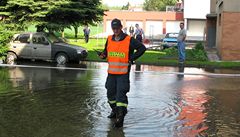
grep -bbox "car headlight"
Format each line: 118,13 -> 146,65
77,50 -> 82,54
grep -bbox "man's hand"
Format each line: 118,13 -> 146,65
94,49 -> 106,59
129,60 -> 134,65
99,52 -> 106,59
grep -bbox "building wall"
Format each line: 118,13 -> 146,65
145,21 -> 163,38
184,0 -> 210,19
223,0 -> 240,12
210,0 -> 217,13
103,11 -> 183,38
214,0 -> 240,60
187,19 -> 206,37
166,21 -> 182,33
184,0 -> 210,38
207,0 -> 240,60
220,12 -> 240,60
216,13 -> 222,57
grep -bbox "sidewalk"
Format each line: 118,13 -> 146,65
205,47 -> 220,61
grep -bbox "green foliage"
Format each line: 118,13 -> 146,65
0,0 -> 104,32
164,47 -> 178,57
195,42 -> 205,50
161,42 -> 208,61
122,2 -> 130,10
69,38 -> 106,50
0,46 -> 8,59
143,0 -> 177,11
0,23 -> 14,59
189,50 -> 208,61
40,0 -> 104,31
0,0 -> 37,30
188,42 -> 208,61
67,38 -> 240,68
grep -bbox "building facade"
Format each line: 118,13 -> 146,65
206,0 -> 240,60
103,11 -> 183,39
183,0 -> 211,40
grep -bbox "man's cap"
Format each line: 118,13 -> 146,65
111,18 -> 122,29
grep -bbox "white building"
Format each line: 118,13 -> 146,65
184,0 -> 211,40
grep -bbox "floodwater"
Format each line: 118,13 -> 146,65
0,61 -> 240,137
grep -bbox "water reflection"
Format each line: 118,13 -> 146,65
0,62 -> 240,137
177,64 -> 185,80
107,128 -> 125,137
175,80 -> 209,136
8,65 -> 87,91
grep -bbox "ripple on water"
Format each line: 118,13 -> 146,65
85,90 -> 212,137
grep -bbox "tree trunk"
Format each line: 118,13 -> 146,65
74,26 -> 78,42
36,25 -> 44,32
61,29 -> 65,38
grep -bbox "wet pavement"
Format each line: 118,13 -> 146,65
0,61 -> 240,137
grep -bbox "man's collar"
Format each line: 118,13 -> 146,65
112,32 -> 126,41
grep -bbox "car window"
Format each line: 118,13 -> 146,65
45,33 -> 64,43
32,35 -> 49,45
166,33 -> 178,38
13,34 -> 30,43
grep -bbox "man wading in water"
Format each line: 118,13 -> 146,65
98,18 -> 146,128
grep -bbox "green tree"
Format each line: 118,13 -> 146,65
0,0 -> 104,32
0,22 -> 14,59
122,2 -> 130,10
143,0 -> 177,11
38,0 -> 104,32
0,0 -> 35,30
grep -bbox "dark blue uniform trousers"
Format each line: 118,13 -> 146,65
105,73 -> 130,108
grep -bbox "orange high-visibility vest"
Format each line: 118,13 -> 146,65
107,35 -> 131,74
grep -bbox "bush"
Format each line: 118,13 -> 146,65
188,42 -> 208,61
164,47 -> 178,57
189,49 -> 208,61
195,42 -> 205,50
163,42 -> 208,61
0,23 -> 14,59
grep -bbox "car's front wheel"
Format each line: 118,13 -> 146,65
6,52 -> 17,65
55,53 -> 68,65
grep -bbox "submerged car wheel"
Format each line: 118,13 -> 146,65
55,53 -> 68,65
6,52 -> 17,65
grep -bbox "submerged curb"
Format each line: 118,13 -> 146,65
1,63 -> 240,77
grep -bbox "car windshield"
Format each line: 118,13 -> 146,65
45,33 -> 64,43
165,33 -> 178,38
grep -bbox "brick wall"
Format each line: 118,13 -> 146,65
103,11 -> 183,34
221,12 -> 240,60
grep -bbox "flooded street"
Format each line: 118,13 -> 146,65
0,62 -> 240,137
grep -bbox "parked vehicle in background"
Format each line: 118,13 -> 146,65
6,32 -> 88,65
161,32 -> 178,49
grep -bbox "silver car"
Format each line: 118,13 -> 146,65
6,32 -> 88,65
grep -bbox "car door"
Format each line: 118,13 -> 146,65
10,33 -> 32,58
32,34 -> 51,60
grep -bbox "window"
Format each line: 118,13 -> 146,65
32,35 -> 49,45
13,34 -> 30,43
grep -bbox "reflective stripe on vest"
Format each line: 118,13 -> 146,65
107,35 -> 130,74
109,62 -> 129,66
